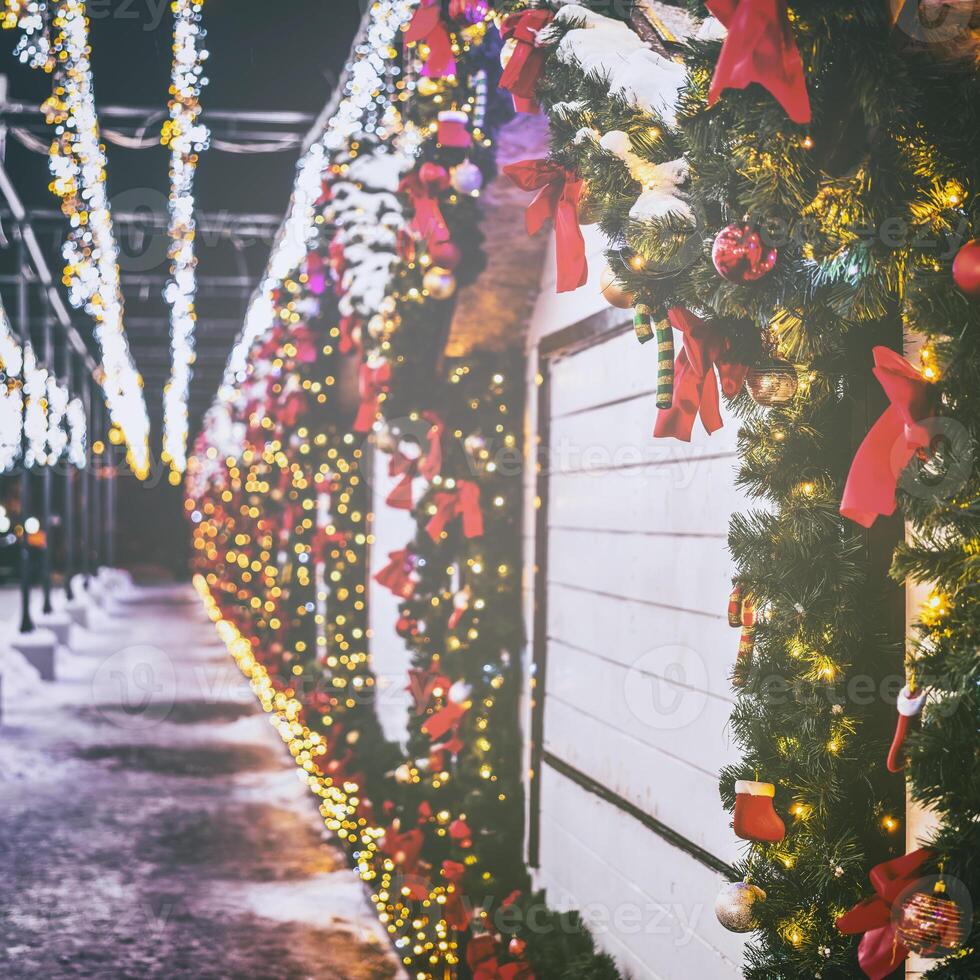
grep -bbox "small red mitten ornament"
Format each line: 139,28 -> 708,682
733,779 -> 785,842
952,238 -> 980,298
886,684 -> 928,773
712,224 -> 778,283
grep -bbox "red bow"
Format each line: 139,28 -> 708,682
654,308 -> 747,441
499,9 -> 555,114
374,548 -> 416,599
504,159 -> 587,293
404,0 -> 456,78
311,527 -> 347,559
408,667 -> 451,716
386,412 -> 445,510
467,934 -> 534,980
279,390 -> 307,429
841,347 -> 936,528
399,163 -> 452,245
421,699 -> 468,741
837,849 -> 932,980
353,360 -> 391,433
706,0 -> 811,124
426,480 -> 484,540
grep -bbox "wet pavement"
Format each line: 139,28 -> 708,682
0,583 -> 400,980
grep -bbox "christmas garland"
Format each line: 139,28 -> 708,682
188,3 -> 620,977
497,0 -> 978,976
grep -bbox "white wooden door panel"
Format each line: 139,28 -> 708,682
549,454 -> 741,535
527,314 -> 751,978
546,585 -> 735,699
548,529 -> 736,616
538,767 -> 746,979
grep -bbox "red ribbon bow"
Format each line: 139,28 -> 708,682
467,934 -> 534,980
353,360 -> 392,434
654,308 -> 747,441
426,480 -> 484,540
841,347 -> 936,528
386,412 -> 445,510
836,849 -> 932,980
504,159 -> 587,293
499,9 -> 555,114
374,548 -> 416,599
399,163 -> 452,245
404,0 -> 456,78
421,698 -> 468,741
706,0 -> 811,124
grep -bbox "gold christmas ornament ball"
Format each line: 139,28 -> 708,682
745,359 -> 799,407
599,264 -> 635,309
367,313 -> 387,339
895,890 -> 967,955
715,881 -> 766,933
500,36 -> 518,69
423,266 -> 457,300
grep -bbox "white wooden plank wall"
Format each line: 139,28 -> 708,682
368,447 -> 418,747
523,237 -> 750,977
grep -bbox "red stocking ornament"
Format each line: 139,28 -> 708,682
734,779 -> 785,842
886,685 -> 928,773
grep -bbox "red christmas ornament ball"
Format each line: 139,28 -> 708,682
952,238 -> 980,298
712,223 -> 778,283
508,937 -> 527,958
429,239 -> 462,270
396,615 -> 418,639
895,889 -> 966,955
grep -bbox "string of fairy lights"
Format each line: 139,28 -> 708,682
0,299 -> 86,472
209,0 -> 416,451
3,0 -> 150,478
161,0 -> 210,479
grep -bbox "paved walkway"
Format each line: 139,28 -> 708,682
0,583 -> 400,980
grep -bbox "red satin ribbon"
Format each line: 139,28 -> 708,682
467,934 -> 534,980
421,698 -> 468,741
399,164 -> 452,245
504,159 -> 587,293
499,9 -> 555,114
374,548 -> 416,599
706,0 -> 811,124
841,346 -> 935,528
404,0 -> 456,78
353,360 -> 391,433
386,412 -> 445,510
837,849 -> 932,980
654,308 -> 747,441
279,390 -> 307,429
426,480 -> 484,540
407,667 -> 451,716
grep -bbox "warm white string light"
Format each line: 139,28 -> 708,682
207,0 -> 416,456
162,0 -> 209,480
0,295 -> 86,472
5,0 -> 151,478
67,395 -> 87,469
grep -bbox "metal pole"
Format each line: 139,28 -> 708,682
80,372 -> 91,588
16,229 -> 34,633
91,390 -> 102,576
105,443 -> 116,570
40,287 -> 53,615
63,344 -> 75,602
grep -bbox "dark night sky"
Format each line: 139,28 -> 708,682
0,0 -> 363,439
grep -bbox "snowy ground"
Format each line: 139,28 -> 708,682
0,581 -> 402,979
